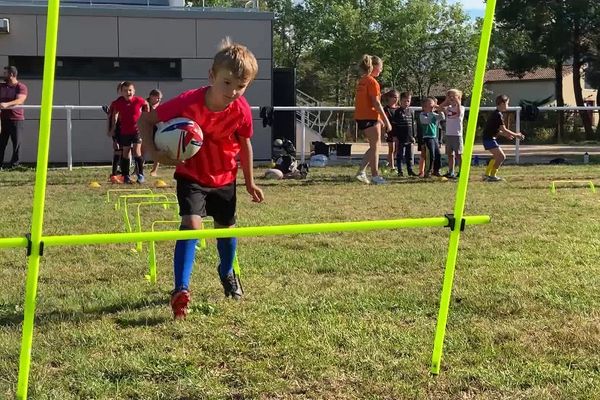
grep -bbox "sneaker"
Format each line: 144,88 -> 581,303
371,175 -> 386,185
220,271 -> 243,300
486,175 -> 503,182
136,174 -> 145,184
397,170 -> 404,177
482,175 -> 490,181
170,289 -> 191,320
432,171 -> 442,177
356,173 -> 370,184
123,175 -> 133,184
444,172 -> 457,179
407,170 -> 417,177
110,174 -> 124,184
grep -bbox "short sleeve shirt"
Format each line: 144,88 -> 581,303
445,105 -> 465,136
482,110 -> 504,140
111,96 -> 147,135
0,81 -> 28,120
354,75 -> 381,120
419,112 -> 445,139
156,86 -> 253,188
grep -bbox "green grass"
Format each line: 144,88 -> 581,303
1,164 -> 599,399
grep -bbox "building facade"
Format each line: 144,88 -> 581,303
484,66 -> 598,109
0,1 -> 273,164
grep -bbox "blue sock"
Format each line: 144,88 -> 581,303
217,237 -> 237,279
173,227 -> 198,291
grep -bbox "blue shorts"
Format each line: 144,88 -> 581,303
483,138 -> 499,150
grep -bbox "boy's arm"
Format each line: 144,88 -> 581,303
137,109 -> 176,164
238,136 -> 264,203
499,125 -> 524,140
108,111 -> 118,136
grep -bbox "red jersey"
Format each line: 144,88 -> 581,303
111,96 -> 147,135
156,86 -> 253,188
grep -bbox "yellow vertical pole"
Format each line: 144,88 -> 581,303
430,0 -> 497,374
16,0 -> 61,398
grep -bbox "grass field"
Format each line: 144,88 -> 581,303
1,164 -> 599,399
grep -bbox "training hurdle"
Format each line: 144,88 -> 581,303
133,201 -> 180,252
105,188 -> 154,207
118,193 -> 177,233
146,219 -> 239,285
3,0 -> 498,398
550,180 -> 596,194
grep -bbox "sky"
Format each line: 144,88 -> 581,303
448,0 -> 485,9
447,0 -> 485,19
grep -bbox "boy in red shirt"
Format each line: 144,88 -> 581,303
139,39 -> 264,319
109,81 -> 149,183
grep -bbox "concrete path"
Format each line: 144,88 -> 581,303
306,143 -> 600,164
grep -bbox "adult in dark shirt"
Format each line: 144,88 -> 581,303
482,95 -> 525,181
0,66 -> 28,169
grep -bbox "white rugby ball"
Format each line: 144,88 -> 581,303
154,117 -> 203,161
264,168 -> 284,180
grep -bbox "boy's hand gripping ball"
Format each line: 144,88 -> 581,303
154,118 -> 203,161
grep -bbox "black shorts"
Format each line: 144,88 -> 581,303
119,134 -> 142,147
176,177 -> 236,226
356,120 -> 379,130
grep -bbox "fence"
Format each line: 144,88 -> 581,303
14,105 -> 600,168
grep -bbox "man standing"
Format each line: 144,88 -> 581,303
0,66 -> 28,169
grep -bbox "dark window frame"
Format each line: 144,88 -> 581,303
8,56 -> 182,81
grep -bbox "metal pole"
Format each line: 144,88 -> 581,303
515,109 -> 521,165
301,110 -> 306,164
66,107 -> 73,171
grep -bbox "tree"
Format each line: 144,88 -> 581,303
379,0 -> 477,98
495,0 -> 600,141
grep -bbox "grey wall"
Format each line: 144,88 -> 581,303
0,4 -> 273,164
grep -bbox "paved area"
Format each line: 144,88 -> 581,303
303,143 -> 600,164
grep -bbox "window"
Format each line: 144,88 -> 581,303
8,56 -> 181,80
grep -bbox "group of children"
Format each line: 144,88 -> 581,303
382,89 -> 464,179
106,82 -> 162,184
355,54 -> 525,184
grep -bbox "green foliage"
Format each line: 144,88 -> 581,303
264,0 -> 479,104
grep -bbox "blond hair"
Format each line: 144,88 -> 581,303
212,37 -> 258,82
447,88 -> 463,99
358,54 -> 382,75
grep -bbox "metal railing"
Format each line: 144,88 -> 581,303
14,104 -> 600,168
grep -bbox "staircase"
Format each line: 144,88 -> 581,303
295,89 -> 327,158
296,89 -> 333,135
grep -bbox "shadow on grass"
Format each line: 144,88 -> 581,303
0,294 -> 169,328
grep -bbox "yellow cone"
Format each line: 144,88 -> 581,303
89,181 -> 101,188
155,179 -> 169,188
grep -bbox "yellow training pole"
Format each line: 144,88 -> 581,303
41,215 -> 491,247
16,0 -> 60,398
430,0 -> 497,374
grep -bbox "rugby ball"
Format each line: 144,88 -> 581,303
264,168 -> 284,180
154,117 -> 203,161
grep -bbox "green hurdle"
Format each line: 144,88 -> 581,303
146,218 -> 239,285
134,201 -> 180,252
106,188 -> 154,208
119,194 -> 177,233
550,180 -> 596,194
